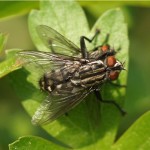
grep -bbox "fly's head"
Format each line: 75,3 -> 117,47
105,56 -> 124,81
99,44 -> 125,81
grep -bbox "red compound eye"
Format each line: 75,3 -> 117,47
101,44 -> 110,52
107,56 -> 116,67
109,71 -> 120,80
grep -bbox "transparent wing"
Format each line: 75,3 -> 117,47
18,50 -> 74,71
37,25 -> 81,56
18,50 -> 77,85
32,88 -> 94,125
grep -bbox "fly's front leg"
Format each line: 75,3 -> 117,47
92,33 -> 110,52
94,89 -> 126,116
80,29 -> 100,59
102,33 -> 109,45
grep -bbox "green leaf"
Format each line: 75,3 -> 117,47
112,111 -> 150,150
0,1 -> 39,20
0,33 -> 22,78
10,1 -> 128,150
0,49 -> 22,78
0,32 -> 24,78
10,111 -> 150,150
9,136 -> 66,150
28,0 -> 89,52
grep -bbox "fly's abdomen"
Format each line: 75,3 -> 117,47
39,70 -> 63,93
39,61 -> 81,93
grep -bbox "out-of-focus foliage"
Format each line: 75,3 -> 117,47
80,1 -> 150,18
0,1 -> 39,20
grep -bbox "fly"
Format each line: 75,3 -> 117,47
19,25 -> 126,125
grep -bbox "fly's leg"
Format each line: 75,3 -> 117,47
94,89 -> 126,116
102,33 -> 109,45
65,112 -> 69,116
80,29 -> 100,59
108,81 -> 127,88
92,34 -> 110,51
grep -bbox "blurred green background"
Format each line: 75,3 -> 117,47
0,1 -> 150,150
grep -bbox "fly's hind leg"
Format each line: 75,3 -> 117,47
108,81 -> 127,88
65,112 -> 69,116
94,89 -> 126,116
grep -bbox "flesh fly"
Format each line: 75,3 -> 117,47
19,25 -> 125,125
